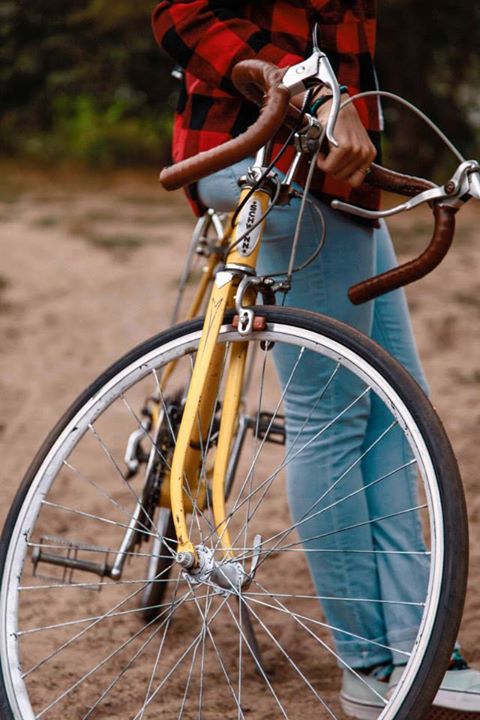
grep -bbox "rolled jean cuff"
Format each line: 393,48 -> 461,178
387,626 -> 419,666
335,634 -> 392,669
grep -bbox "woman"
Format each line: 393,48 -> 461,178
152,2 -> 480,716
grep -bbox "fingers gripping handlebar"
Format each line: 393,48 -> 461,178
159,62 -> 290,191
160,51 -> 341,190
159,57 -> 459,304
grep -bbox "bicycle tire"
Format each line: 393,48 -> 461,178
139,509 -> 177,622
0,307 -> 468,720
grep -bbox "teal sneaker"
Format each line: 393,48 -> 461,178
389,651 -> 480,714
340,664 -> 392,720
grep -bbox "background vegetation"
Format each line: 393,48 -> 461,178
1,0 -> 479,178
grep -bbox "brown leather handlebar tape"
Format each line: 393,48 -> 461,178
349,204 -> 457,305
366,163 -> 436,197
232,63 -> 307,132
159,61 -> 290,191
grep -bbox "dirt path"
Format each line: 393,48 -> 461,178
1,166 -> 479,717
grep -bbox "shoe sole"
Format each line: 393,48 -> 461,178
433,688 -> 480,713
341,696 -> 480,720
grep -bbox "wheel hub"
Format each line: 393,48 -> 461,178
181,545 -> 245,596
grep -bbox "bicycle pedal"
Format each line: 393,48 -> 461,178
31,535 -> 113,584
254,412 -> 286,445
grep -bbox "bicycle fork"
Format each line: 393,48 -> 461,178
169,185 -> 271,576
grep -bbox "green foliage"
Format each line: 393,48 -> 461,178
3,95 -> 172,167
0,0 -> 176,167
1,1 -> 478,175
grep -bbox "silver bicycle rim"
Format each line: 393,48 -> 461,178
0,321 -> 444,720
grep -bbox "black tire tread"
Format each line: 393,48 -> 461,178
0,307 -> 468,720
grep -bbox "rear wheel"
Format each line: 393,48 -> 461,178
0,307 -> 468,720
140,509 -> 176,622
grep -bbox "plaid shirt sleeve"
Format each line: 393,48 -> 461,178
152,0 -> 381,220
152,1 -> 303,95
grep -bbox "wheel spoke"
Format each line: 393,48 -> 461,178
3,315 -> 460,720
17,595 -> 208,637
132,592 -> 232,719
81,591 -> 204,719
62,460 -> 161,540
244,591 -> 423,607
227,358 -> 342,550
246,590 -> 410,659
248,578 -> 388,707
40,500 -> 159,539
22,565 -> 186,677
213,347 -> 308,550
138,570 -> 186,720
27,539 -> 174,560
247,456 -> 418,569
224,600 -> 290,719
238,595 -> 340,719
255,503 -> 428,568
37,589 -> 195,718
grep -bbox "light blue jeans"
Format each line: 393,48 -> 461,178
198,159 -> 430,668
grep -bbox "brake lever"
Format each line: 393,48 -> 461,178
281,31 -> 341,147
446,159 -> 480,201
331,186 -> 445,219
332,160 -> 480,219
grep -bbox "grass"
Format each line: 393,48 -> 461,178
0,179 -> 22,204
82,210 -> 119,223
0,275 -> 10,313
68,216 -> 146,249
454,292 -> 480,310
85,232 -> 146,250
450,368 -> 480,385
31,215 -> 61,228
115,194 -> 163,207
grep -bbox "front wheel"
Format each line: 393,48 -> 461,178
0,307 -> 468,720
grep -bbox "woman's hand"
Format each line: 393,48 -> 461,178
315,94 -> 377,188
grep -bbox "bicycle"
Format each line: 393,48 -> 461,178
1,46 -> 479,720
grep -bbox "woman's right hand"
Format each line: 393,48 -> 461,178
315,93 -> 377,188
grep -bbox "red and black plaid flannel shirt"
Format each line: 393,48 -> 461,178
152,1 -> 382,216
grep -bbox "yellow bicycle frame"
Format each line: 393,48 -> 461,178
155,216 -> 234,397
169,185 -> 272,563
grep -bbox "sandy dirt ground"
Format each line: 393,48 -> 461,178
0,165 -> 479,719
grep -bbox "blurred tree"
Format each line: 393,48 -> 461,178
0,0 -> 478,174
0,0 -> 177,166
377,0 -> 480,179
